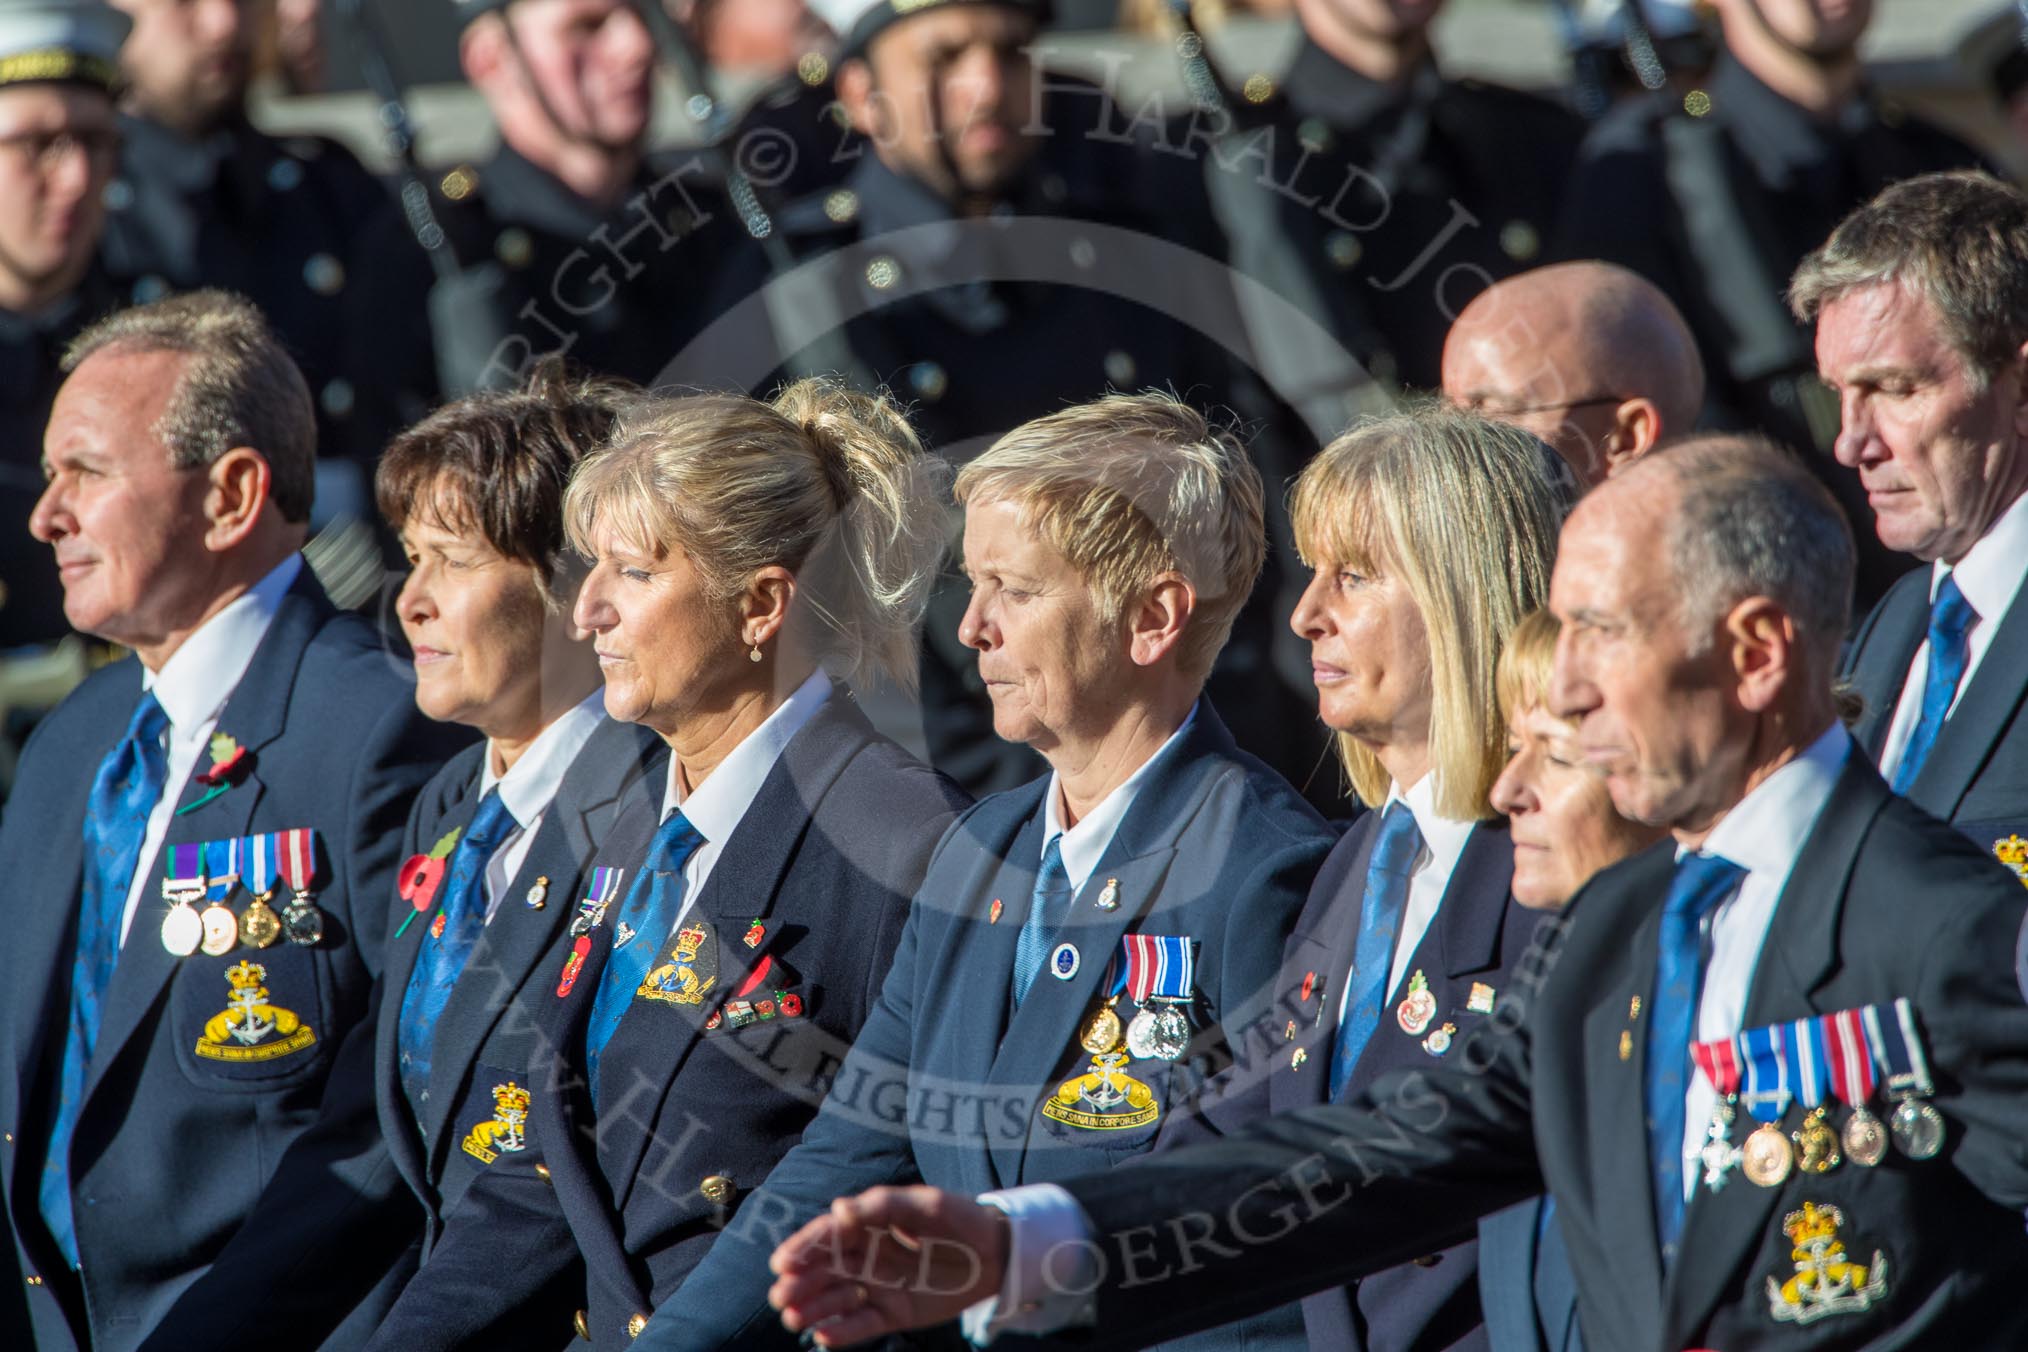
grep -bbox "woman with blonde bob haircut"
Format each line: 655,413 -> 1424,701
1477,608 -> 1665,1352
436,378 -> 972,1350
1219,400 -> 1574,1352
638,392 -> 1335,1352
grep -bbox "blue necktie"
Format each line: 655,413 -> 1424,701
41,690 -> 168,1268
585,811 -> 706,1102
1329,802 -> 1423,1100
397,788 -> 517,1118
1645,851 -> 1745,1261
1011,833 -> 1071,1008
1892,575 -> 1977,793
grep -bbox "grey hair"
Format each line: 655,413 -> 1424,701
1789,171 -> 2028,392
563,378 -> 949,694
1647,436 -> 1854,666
63,289 -> 316,523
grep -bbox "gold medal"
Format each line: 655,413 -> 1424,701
199,902 -> 239,956
1742,1122 -> 1793,1187
1080,998 -> 1123,1055
1844,1105 -> 1888,1167
241,893 -> 282,949
1792,1107 -> 1841,1174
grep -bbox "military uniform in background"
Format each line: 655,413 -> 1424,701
359,143 -> 749,412
1196,35 -> 1583,428
728,63 -> 862,204
98,115 -> 417,476
673,80 -> 1326,801
0,269 -> 119,650
1553,49 -> 1991,609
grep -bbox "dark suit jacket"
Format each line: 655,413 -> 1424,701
1477,1199 -> 1581,1352
382,693 -> 969,1351
1847,567 -> 2028,848
1174,814 -> 1544,1352
634,699 -> 1337,1352
364,715 -> 664,1349
1053,751 -> 2028,1351
0,568 -> 471,1352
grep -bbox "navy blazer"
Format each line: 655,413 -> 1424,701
1056,752 -> 2028,1352
380,692 -> 969,1351
0,567 -> 471,1352
1180,812 -> 1548,1352
365,715 -> 663,1348
635,698 -> 1337,1352
1847,568 -> 2028,849
1477,1198 -> 1582,1352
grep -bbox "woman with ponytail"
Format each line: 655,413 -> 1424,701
373,377 -> 970,1352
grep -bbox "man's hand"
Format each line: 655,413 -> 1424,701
769,1185 -> 1011,1347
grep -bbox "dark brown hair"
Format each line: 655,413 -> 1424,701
377,358 -> 635,609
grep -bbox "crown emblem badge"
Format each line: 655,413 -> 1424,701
1765,1202 -> 1888,1326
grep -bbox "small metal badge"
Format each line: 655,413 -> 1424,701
525,876 -> 549,910
1095,877 -> 1120,911
1421,1022 -> 1457,1057
1467,982 -> 1496,1015
1050,941 -> 1080,981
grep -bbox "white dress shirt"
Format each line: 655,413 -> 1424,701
656,670 -> 831,923
118,554 -> 301,946
970,723 -> 1858,1342
1676,721 -> 1850,1199
474,690 -> 606,922
1879,488 -> 2028,782
1333,774 -> 1479,1025
1040,706 -> 1196,893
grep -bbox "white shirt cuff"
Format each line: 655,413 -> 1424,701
959,1185 -> 1100,1345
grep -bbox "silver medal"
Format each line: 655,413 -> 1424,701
161,902 -> 203,957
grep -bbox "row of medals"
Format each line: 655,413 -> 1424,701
161,885 -> 324,957
1707,1092 -> 1944,1189
1080,994 -> 1191,1062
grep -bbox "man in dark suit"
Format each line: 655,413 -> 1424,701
1554,0 -> 1989,611
0,290 -> 469,1352
765,436 -> 2028,1352
1803,173 -> 2028,861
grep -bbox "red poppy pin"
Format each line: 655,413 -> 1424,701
393,827 -> 463,938
196,732 -> 251,786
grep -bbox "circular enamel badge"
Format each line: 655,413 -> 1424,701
1050,942 -> 1080,980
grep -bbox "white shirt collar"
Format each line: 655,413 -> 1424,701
142,553 -> 302,729
1690,722 -> 1851,880
661,669 -> 832,839
1042,705 -> 1197,891
1383,772 -> 1480,875
479,689 -> 608,831
1933,487 -> 2028,623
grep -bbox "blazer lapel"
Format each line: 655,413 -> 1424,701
1575,853 -> 1671,1338
420,722 -> 661,1165
1273,825 -> 1377,1115
1432,819 -> 1517,982
599,703 -> 867,1208
1907,583 -> 2028,817
84,579 -> 327,1111
1849,576 -> 1928,759
1660,757 -> 1886,1349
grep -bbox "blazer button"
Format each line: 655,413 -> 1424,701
536,1163 -> 552,1183
700,1175 -> 734,1206
573,1309 -> 590,1341
627,1313 -> 649,1338
25,1275 -> 41,1286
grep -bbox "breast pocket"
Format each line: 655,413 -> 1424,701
172,946 -> 332,1092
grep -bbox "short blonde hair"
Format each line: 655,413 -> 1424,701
1292,401 -> 1572,818
1495,609 -> 1562,725
952,393 -> 1266,681
563,378 -> 948,693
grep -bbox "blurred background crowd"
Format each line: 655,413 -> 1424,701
1,0 -> 2024,804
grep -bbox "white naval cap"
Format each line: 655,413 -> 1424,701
807,0 -> 1050,58
0,0 -> 129,93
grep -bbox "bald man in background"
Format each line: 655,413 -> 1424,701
1442,261 -> 1705,487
